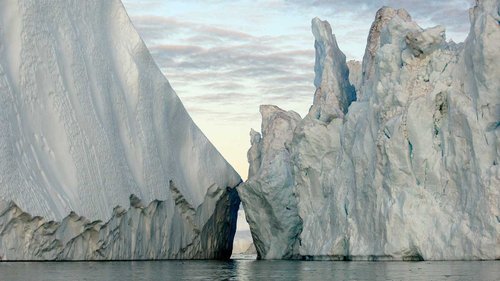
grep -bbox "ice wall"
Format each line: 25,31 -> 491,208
239,0 -> 499,260
0,0 -> 241,260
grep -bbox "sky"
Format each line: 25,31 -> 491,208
122,0 -> 474,179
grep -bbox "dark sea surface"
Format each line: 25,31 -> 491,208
0,257 -> 498,281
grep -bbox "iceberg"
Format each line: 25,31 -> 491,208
0,0 -> 240,260
239,0 -> 499,260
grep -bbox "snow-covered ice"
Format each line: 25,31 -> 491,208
0,0 -> 240,260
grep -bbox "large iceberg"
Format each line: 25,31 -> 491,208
239,0 -> 499,260
0,0 -> 240,260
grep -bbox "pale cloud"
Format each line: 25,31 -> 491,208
286,0 -> 474,39
122,0 -> 474,178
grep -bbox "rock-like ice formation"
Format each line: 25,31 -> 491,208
238,105 -> 302,259
0,0 -> 240,260
0,188 -> 239,260
310,18 -> 356,122
239,0 -> 499,260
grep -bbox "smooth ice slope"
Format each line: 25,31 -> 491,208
0,0 -> 240,260
239,0 -> 499,260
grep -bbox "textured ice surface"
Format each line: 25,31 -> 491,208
239,0 -> 499,260
0,188 -> 239,260
238,105 -> 303,259
0,0 -> 240,260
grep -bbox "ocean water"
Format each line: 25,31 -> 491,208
0,258 -> 498,281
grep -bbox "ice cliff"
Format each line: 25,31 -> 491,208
239,0 -> 499,260
0,0 -> 240,260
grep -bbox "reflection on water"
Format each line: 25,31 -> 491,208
0,259 -> 498,281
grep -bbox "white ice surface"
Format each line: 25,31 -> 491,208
239,0 -> 499,260
0,0 -> 240,222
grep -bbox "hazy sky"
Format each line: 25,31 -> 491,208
122,0 -> 474,179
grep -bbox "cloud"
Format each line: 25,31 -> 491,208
184,92 -> 258,104
124,0 -> 475,122
128,15 -> 255,43
183,104 -> 260,123
285,0 -> 474,38
122,0 -> 475,178
125,1 -> 475,118
150,44 -> 204,55
132,15 -> 317,115
198,26 -> 255,41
